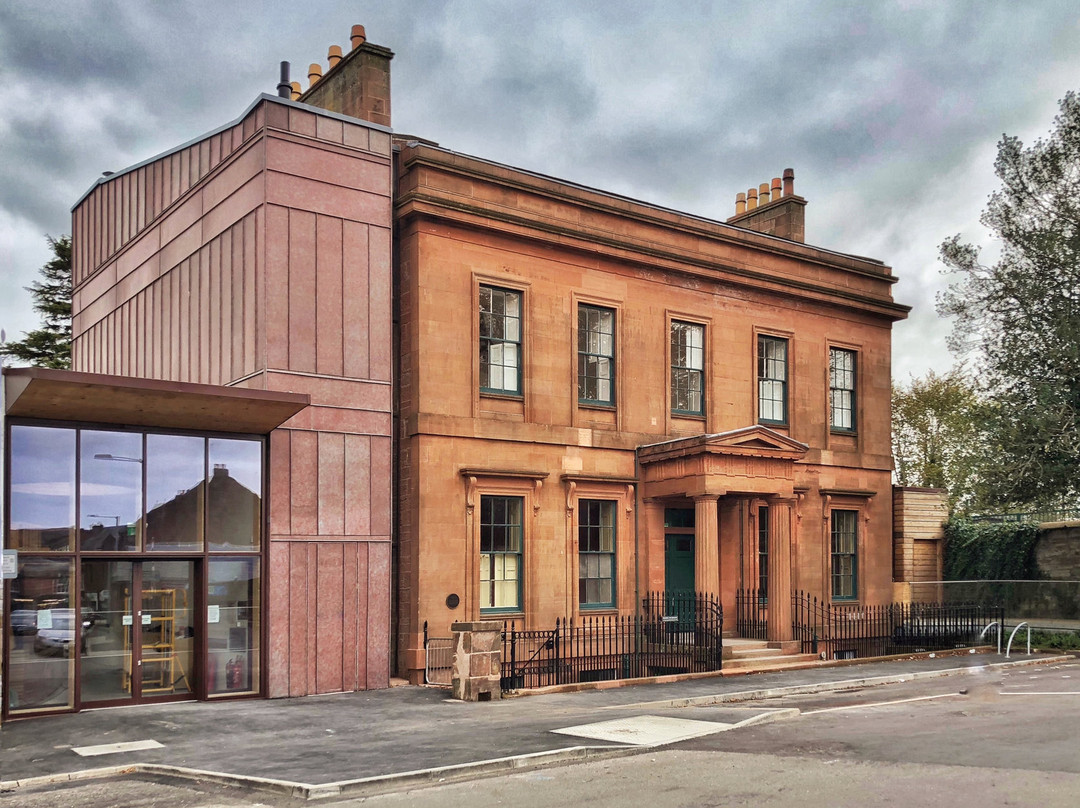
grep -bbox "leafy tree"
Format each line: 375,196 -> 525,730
892,369 -> 989,513
938,91 -> 1080,507
2,235 -> 72,369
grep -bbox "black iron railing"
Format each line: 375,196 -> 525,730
501,592 -> 723,690
792,591 -> 1004,660
735,587 -> 769,639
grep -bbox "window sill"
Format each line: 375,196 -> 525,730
480,391 -> 524,401
672,411 -> 706,420
578,401 -> 616,411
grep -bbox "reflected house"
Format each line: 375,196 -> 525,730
4,23 -> 940,719
143,465 -> 260,550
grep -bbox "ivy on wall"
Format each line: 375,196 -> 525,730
943,518 -> 1041,580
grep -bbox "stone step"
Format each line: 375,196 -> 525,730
729,646 -> 786,660
722,653 -> 821,672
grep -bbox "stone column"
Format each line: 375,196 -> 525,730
694,495 -> 720,598
450,621 -> 502,701
766,497 -> 795,643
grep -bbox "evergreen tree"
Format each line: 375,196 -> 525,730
2,235 -> 72,369
939,91 -> 1080,506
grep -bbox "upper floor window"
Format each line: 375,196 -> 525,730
479,285 -> 521,395
830,509 -> 858,600
829,348 -> 856,432
671,321 -> 704,415
757,335 -> 788,425
579,499 -> 616,608
578,305 -> 615,406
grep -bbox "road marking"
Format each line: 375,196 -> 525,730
552,715 -> 732,746
802,693 -> 958,715
73,739 -> 164,757
999,691 -> 1080,696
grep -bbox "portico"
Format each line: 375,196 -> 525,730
638,426 -> 808,642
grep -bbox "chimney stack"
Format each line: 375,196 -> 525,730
726,168 -> 806,243
297,23 -> 394,127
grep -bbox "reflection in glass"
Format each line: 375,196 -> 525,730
6,558 -> 75,713
80,561 -> 134,703
208,439 -> 262,551
141,561 -> 195,695
207,558 -> 260,696
81,431 -> 143,551
145,435 -> 205,551
9,425 -> 75,551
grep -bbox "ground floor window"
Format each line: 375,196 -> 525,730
578,499 -> 615,607
757,506 -> 769,596
831,509 -> 858,600
479,495 -> 523,612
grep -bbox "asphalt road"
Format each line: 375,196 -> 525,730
7,659 -> 1078,807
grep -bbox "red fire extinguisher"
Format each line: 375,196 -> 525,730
226,656 -> 244,689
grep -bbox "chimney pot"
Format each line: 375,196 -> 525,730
277,61 -> 292,98
759,182 -> 771,206
747,187 -> 758,211
735,192 -> 746,216
351,24 -> 367,50
308,63 -> 323,87
783,168 -> 794,196
771,177 -> 782,199
290,81 -> 302,101
328,45 -> 343,68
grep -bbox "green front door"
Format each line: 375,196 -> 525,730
665,534 -> 695,595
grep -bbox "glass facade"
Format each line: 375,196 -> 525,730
4,422 -> 264,718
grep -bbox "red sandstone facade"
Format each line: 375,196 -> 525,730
392,143 -> 908,681
8,26 -> 910,707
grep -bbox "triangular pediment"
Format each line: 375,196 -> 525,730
638,425 -> 808,464
703,425 -> 809,454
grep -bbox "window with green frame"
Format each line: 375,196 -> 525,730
829,347 -> 856,432
757,505 -> 769,596
831,509 -> 858,600
671,321 -> 704,415
578,499 -> 615,607
480,495 -> 523,612
578,304 -> 615,405
757,335 -> 788,424
479,285 -> 522,395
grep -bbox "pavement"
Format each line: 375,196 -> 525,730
0,650 -> 1071,801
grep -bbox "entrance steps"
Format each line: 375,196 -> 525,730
723,637 -> 819,672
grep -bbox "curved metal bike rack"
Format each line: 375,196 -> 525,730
1005,621 -> 1031,658
979,621 -> 1002,655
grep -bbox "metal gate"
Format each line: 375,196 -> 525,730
423,622 -> 454,686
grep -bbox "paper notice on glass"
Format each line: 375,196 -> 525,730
37,609 -> 53,629
122,614 -> 133,626
207,605 -> 220,624
142,613 -> 152,625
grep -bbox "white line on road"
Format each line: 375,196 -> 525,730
999,691 -> 1080,696
802,693 -> 959,715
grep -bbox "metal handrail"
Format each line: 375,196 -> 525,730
1005,622 -> 1031,658
979,621 -> 1003,654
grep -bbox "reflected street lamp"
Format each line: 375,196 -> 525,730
93,453 -> 143,463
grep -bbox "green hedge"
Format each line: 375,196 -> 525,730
943,518 -> 1041,580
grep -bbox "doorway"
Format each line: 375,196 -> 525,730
79,559 -> 196,706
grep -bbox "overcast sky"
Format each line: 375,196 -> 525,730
2,1 -> 1078,380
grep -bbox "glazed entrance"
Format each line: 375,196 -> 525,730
3,422 -> 264,718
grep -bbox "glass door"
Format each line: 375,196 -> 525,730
78,559 -> 196,705
139,560 -> 196,698
80,560 -> 134,705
